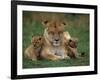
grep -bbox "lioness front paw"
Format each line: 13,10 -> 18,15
65,56 -> 70,59
31,58 -> 37,61
61,55 -> 70,60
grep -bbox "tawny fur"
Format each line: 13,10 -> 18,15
24,36 -> 44,61
24,20 -> 79,61
41,20 -> 69,60
63,32 -> 79,58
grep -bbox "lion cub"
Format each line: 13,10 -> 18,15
24,36 -> 44,61
64,32 -> 79,58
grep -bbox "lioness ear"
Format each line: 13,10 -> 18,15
62,22 -> 66,25
61,21 -> 67,26
42,20 -> 49,26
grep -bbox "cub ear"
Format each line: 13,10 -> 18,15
74,38 -> 78,43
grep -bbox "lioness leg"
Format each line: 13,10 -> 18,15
41,49 -> 62,61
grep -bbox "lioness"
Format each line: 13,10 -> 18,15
41,20 -> 69,60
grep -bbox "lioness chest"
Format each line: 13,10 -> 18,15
49,46 -> 66,57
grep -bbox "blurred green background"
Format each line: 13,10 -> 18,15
23,11 -> 89,68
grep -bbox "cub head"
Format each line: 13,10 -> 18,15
43,20 -> 66,46
68,38 -> 78,48
31,36 -> 43,48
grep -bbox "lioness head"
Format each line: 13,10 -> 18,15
43,20 -> 66,46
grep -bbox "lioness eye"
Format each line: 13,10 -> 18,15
59,31 -> 63,34
49,31 -> 54,35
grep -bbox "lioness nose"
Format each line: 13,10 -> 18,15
55,39 -> 59,41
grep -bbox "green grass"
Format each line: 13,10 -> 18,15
23,14 -> 89,68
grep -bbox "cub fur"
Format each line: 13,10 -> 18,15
64,32 -> 79,58
24,36 -> 44,61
